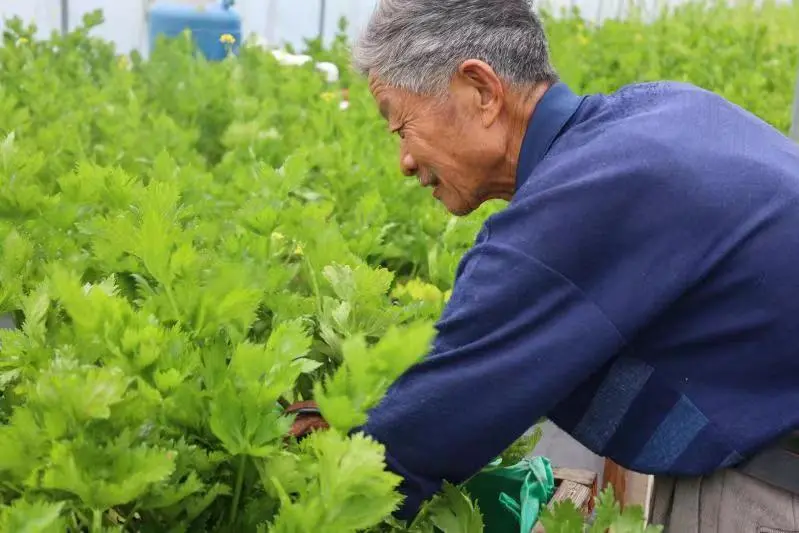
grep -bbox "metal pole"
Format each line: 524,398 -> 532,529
791,64 -> 799,142
266,0 -> 278,46
60,0 -> 69,34
318,0 -> 326,41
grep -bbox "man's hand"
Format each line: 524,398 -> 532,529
285,400 -> 329,439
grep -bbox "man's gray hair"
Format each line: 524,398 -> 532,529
352,0 -> 559,96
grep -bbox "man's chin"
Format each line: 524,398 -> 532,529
440,197 -> 477,217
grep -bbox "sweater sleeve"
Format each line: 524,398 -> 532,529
359,224 -> 626,520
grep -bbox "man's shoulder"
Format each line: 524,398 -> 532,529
491,78 -> 799,288
571,80 -> 763,138
595,80 -> 728,113
610,79 -> 713,97
537,80 -> 798,189
516,82 -> 716,197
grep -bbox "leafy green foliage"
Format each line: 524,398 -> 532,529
0,1 -> 795,530
315,322 -> 435,432
263,431 -> 405,532
540,487 -> 664,533
0,13 -> 449,531
417,483 -> 486,533
544,0 -> 799,134
500,427 -> 545,466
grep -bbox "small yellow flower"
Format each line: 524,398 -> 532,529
320,91 -> 336,102
15,37 -> 29,46
293,243 -> 304,256
219,33 -> 236,45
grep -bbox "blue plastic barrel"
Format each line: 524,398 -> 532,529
148,1 -> 242,61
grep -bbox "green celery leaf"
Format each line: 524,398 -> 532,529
40,433 -> 176,509
0,499 -> 67,533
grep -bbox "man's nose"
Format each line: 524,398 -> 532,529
400,149 -> 418,177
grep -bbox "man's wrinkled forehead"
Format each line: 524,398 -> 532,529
368,73 -> 392,121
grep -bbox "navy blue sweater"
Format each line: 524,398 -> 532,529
361,81 -> 799,519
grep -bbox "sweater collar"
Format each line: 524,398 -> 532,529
515,82 -> 585,191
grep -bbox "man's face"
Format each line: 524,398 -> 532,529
369,73 -> 507,216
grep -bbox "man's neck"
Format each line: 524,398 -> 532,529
500,81 -> 554,197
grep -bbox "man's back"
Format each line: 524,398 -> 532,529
515,81 -> 799,473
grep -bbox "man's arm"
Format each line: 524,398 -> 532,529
359,231 -> 627,520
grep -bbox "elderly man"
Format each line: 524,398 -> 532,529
294,0 -> 799,530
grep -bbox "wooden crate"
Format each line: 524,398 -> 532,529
531,467 -> 598,532
603,459 -> 654,520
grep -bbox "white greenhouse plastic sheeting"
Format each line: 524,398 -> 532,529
7,0 -> 784,54
0,0 -> 378,54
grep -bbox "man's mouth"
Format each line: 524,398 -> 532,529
419,174 -> 439,188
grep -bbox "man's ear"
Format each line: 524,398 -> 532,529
456,59 -> 505,127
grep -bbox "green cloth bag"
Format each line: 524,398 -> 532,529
463,456 -> 555,532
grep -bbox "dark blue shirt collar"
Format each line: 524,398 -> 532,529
515,82 -> 586,191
